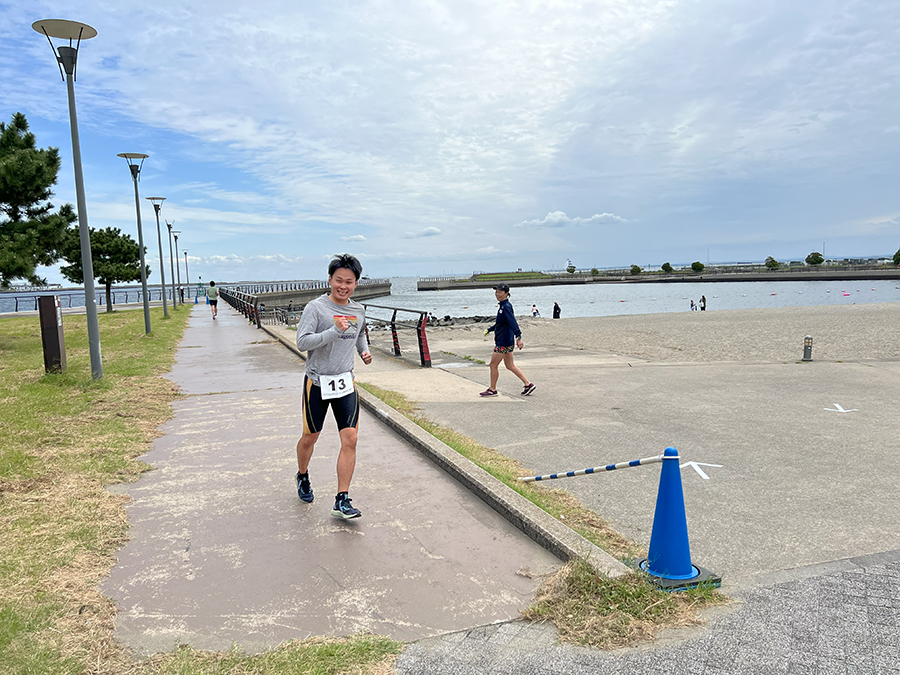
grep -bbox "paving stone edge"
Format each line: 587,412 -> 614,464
262,323 -> 629,579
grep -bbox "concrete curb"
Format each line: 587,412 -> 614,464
260,322 -> 629,579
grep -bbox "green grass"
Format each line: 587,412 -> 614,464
142,636 -> 400,675
0,306 -> 402,674
468,272 -> 551,281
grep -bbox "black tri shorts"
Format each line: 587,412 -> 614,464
302,375 -> 360,434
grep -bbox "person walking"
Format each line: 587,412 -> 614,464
481,283 -> 535,397
294,254 -> 373,519
206,281 -> 219,319
700,295 -> 707,311
552,302 -> 561,319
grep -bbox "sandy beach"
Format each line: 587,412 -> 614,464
419,303 -> 900,364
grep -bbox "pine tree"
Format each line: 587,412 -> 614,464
0,112 -> 76,288
59,227 -> 147,312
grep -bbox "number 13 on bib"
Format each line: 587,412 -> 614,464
319,372 -> 353,400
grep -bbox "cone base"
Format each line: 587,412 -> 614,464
634,558 -> 722,592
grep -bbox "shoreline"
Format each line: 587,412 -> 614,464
419,303 -> 900,364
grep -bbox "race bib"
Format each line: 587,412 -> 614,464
319,371 -> 353,400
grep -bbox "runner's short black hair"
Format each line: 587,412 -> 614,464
328,254 -> 363,280
209,281 -> 215,286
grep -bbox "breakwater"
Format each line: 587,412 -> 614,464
228,279 -> 391,307
417,266 -> 900,291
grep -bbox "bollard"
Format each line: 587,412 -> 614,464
38,296 -> 66,373
802,335 -> 813,361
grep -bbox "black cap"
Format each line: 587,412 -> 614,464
493,283 -> 510,292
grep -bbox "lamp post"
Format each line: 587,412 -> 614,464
165,221 -> 177,306
169,224 -> 180,306
117,153 -> 151,333
146,197 -> 168,318
183,250 -> 191,299
33,19 -> 102,379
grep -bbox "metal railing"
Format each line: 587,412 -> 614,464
227,278 -> 389,294
219,288 -> 262,328
1,287 -> 181,313
218,289 -> 433,368
362,303 -> 431,368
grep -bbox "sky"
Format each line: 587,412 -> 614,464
1,0 -> 898,285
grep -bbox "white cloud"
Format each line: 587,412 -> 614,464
515,211 -> 626,229
340,234 -> 367,242
404,227 -> 442,238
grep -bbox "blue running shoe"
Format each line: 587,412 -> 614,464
331,492 -> 361,519
296,471 -> 314,503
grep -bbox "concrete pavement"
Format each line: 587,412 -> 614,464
104,303 -> 900,672
347,321 -> 899,674
103,304 -> 559,655
353,326 -> 899,582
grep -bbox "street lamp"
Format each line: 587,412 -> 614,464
145,197 -> 168,318
33,19 -> 102,379
117,153 -> 151,333
183,250 -> 191,299
172,230 -> 182,303
166,220 -> 177,307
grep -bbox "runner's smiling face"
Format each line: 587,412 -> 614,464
494,289 -> 509,302
328,268 -> 358,305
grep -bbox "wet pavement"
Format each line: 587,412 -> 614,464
103,305 -> 558,655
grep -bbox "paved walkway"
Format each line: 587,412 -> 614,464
103,305 -> 558,655
266,311 -> 900,673
104,304 -> 900,672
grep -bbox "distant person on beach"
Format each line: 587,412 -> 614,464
206,281 -> 218,319
690,299 -> 696,311
700,295 -> 707,311
481,283 -> 535,398
531,304 -> 541,317
294,254 -> 372,520
553,302 -> 561,319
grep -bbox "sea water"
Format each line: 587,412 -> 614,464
3,278 -> 897,318
364,277 -> 900,320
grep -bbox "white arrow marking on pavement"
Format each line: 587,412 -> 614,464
680,461 -> 723,480
824,403 -> 858,413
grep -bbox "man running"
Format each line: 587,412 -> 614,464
294,254 -> 372,519
206,281 -> 218,319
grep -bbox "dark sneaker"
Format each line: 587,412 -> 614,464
331,493 -> 362,519
296,471 -> 314,503
521,383 -> 536,396
479,388 -> 498,397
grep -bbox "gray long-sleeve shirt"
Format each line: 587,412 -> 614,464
295,294 -> 368,385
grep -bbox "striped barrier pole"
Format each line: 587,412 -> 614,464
516,453 -> 668,482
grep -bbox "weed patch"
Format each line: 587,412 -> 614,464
524,558 -> 726,649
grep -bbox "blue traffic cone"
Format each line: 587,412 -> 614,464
637,446 -> 721,591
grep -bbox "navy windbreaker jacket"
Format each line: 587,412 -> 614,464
487,299 -> 521,346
